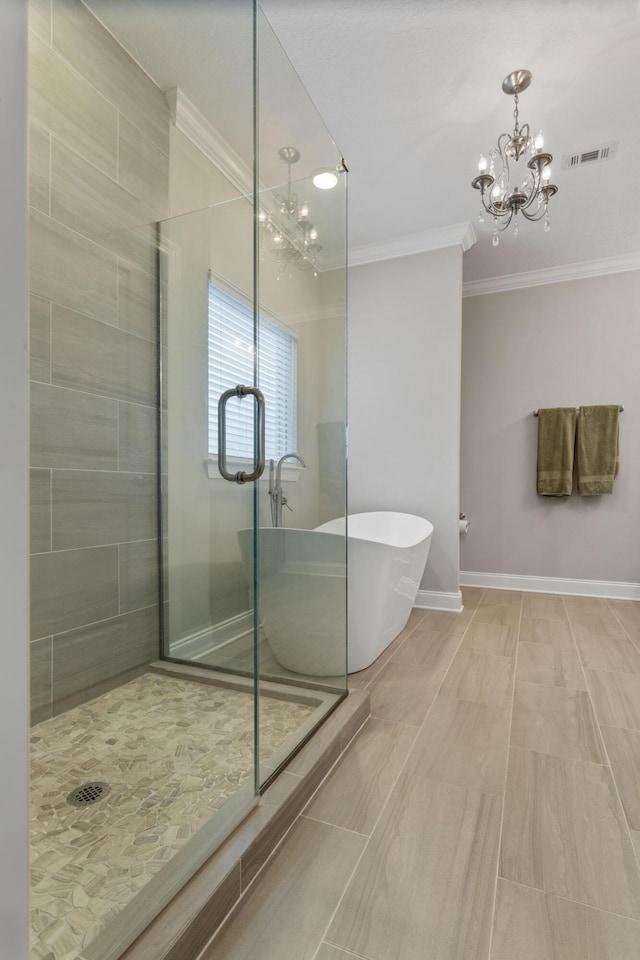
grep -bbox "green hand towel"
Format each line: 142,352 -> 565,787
536,407 -> 577,497
577,405 -> 620,495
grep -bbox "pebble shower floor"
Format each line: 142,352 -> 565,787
30,672 -> 314,960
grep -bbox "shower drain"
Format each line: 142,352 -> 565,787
66,781 -> 111,807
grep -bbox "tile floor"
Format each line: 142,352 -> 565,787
202,588 -> 640,960
30,673 -> 315,960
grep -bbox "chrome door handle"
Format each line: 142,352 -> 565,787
218,384 -> 266,484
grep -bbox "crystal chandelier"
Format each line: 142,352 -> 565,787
259,146 -> 325,275
471,70 -> 558,245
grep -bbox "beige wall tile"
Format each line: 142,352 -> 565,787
51,303 -> 155,404
118,259 -> 158,341
202,817 -> 365,960
328,773 -> 501,960
304,718 -> 416,835
406,694 -> 510,796
29,119 -> 50,214
519,616 -> 573,646
30,636 -> 52,724
50,137 -> 157,271
500,747 -> 640,918
439,649 -> 514,708
511,681 -> 605,762
52,0 -> 170,155
368,660 -> 441,725
119,540 -> 159,615
492,878 -> 640,960
52,606 -> 158,704
52,470 -> 156,550
30,295 -> 51,383
29,31 -> 117,177
30,468 -> 51,554
31,381 -> 118,470
586,669 -> 640,730
31,545 -> 118,640
119,116 -> 169,223
30,209 -> 118,324
118,401 -> 157,473
516,641 -> 586,689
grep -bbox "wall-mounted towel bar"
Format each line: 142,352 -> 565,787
533,405 -> 624,417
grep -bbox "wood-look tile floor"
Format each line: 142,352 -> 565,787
203,589 -> 640,960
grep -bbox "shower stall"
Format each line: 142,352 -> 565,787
28,2 -> 347,958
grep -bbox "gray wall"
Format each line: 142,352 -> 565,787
0,2 -> 29,953
460,270 -> 640,584
349,246 -> 464,601
29,0 -> 169,720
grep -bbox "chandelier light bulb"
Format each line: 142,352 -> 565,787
534,130 -> 545,152
478,153 -> 487,173
542,165 -> 551,182
309,227 -> 318,241
299,203 -> 309,219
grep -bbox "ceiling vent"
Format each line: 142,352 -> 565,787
562,141 -> 619,170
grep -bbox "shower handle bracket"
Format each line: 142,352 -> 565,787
218,385 -> 266,483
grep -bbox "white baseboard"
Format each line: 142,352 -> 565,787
170,610 -> 254,661
414,589 -> 464,613
460,571 -> 640,602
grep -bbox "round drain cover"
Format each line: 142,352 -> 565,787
66,781 -> 111,807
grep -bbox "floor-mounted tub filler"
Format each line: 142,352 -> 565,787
240,512 -> 433,676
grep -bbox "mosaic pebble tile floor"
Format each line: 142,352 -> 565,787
30,673 -> 315,960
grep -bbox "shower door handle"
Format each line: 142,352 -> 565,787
218,385 -> 266,484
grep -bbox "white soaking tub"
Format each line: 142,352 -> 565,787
315,512 -> 433,673
238,512 -> 433,677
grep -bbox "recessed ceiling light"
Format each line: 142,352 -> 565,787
312,169 -> 339,190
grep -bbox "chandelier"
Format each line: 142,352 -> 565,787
471,70 -> 558,245
259,146 -> 327,276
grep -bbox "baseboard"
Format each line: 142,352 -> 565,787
414,589 -> 464,612
170,610 -> 254,661
460,571 -> 640,602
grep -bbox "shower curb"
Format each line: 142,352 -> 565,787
114,689 -> 369,960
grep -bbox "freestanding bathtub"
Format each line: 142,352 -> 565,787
316,512 -> 433,673
238,512 -> 433,676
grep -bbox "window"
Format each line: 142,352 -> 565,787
207,278 -> 297,463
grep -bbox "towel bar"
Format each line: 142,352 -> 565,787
533,405 -> 624,416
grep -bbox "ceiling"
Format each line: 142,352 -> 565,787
86,0 -> 640,284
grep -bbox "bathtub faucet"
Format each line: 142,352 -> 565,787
269,452 -> 306,527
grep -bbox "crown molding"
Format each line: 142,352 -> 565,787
349,221 -> 477,268
166,87 -> 253,197
462,251 -> 640,297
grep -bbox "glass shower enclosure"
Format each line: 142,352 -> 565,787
28,2 -> 347,958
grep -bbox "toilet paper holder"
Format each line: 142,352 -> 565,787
459,512 -> 470,534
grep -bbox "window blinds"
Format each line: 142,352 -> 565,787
207,280 -> 297,462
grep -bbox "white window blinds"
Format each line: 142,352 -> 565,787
208,279 -> 297,462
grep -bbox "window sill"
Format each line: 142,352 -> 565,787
203,458 -> 304,482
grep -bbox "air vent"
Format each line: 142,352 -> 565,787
562,141 -> 619,170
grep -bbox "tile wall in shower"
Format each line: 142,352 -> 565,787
28,0 -> 170,722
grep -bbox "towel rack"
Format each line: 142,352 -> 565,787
533,405 -> 624,417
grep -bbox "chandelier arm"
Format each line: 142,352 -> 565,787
520,203 -> 549,223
